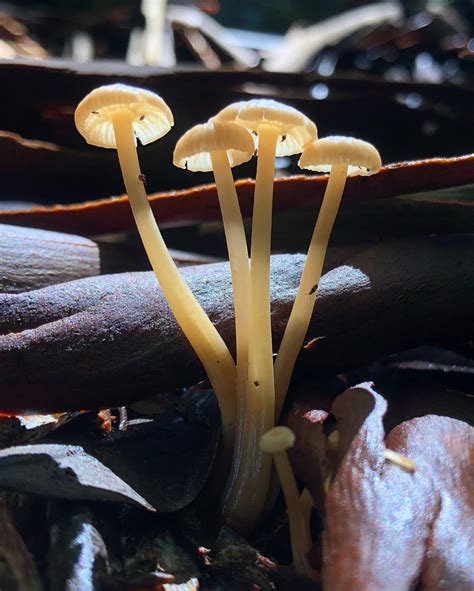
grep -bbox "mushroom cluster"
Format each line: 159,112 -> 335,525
74,85 -> 381,567
75,85 -> 237,469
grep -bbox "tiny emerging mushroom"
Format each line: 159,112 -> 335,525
173,120 -> 254,476
260,426 -> 315,581
74,84 -> 237,464
274,136 -> 381,418
213,99 -> 317,533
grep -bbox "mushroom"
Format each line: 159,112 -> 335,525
260,426 -> 314,580
173,120 -> 254,455
274,136 -> 381,417
74,84 -> 237,461
213,99 -> 317,532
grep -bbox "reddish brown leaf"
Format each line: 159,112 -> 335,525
322,384 -> 474,591
286,390 -> 331,511
0,155 -> 472,235
386,418 -> 474,591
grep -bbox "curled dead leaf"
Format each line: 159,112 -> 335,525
290,382 -> 474,591
0,156 -> 472,235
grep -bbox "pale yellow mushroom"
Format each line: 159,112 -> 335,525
173,120 -> 253,463
274,136 -> 381,417
213,99 -> 317,532
75,84 -> 237,460
260,426 -> 314,580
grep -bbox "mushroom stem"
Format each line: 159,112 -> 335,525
249,124 -> 279,399
210,150 -> 250,445
221,124 -> 279,532
260,427 -> 314,579
111,108 -> 237,457
274,449 -> 313,578
274,164 -> 348,418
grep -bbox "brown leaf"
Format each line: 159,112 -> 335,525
0,235 -> 472,412
322,384 -> 474,591
287,346 -> 474,507
0,155 -> 472,235
286,396 -> 330,511
389,418 -> 473,591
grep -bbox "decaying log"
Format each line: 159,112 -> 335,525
0,235 -> 472,412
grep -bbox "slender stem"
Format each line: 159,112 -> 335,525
221,124 -> 279,533
211,151 -> 250,445
274,164 -> 348,418
274,452 -> 313,579
111,109 -> 237,463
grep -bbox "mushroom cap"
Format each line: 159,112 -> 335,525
173,121 -> 255,172
75,83 -> 174,149
299,136 -> 381,176
212,99 -> 317,157
260,426 -> 296,454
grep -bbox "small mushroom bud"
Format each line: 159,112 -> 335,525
260,426 -> 314,580
75,85 -> 237,463
213,99 -> 317,533
274,136 -> 381,418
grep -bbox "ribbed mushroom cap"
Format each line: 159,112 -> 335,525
299,136 -> 381,176
212,99 -> 317,157
260,426 -> 296,454
173,121 -> 255,172
75,84 -> 174,149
